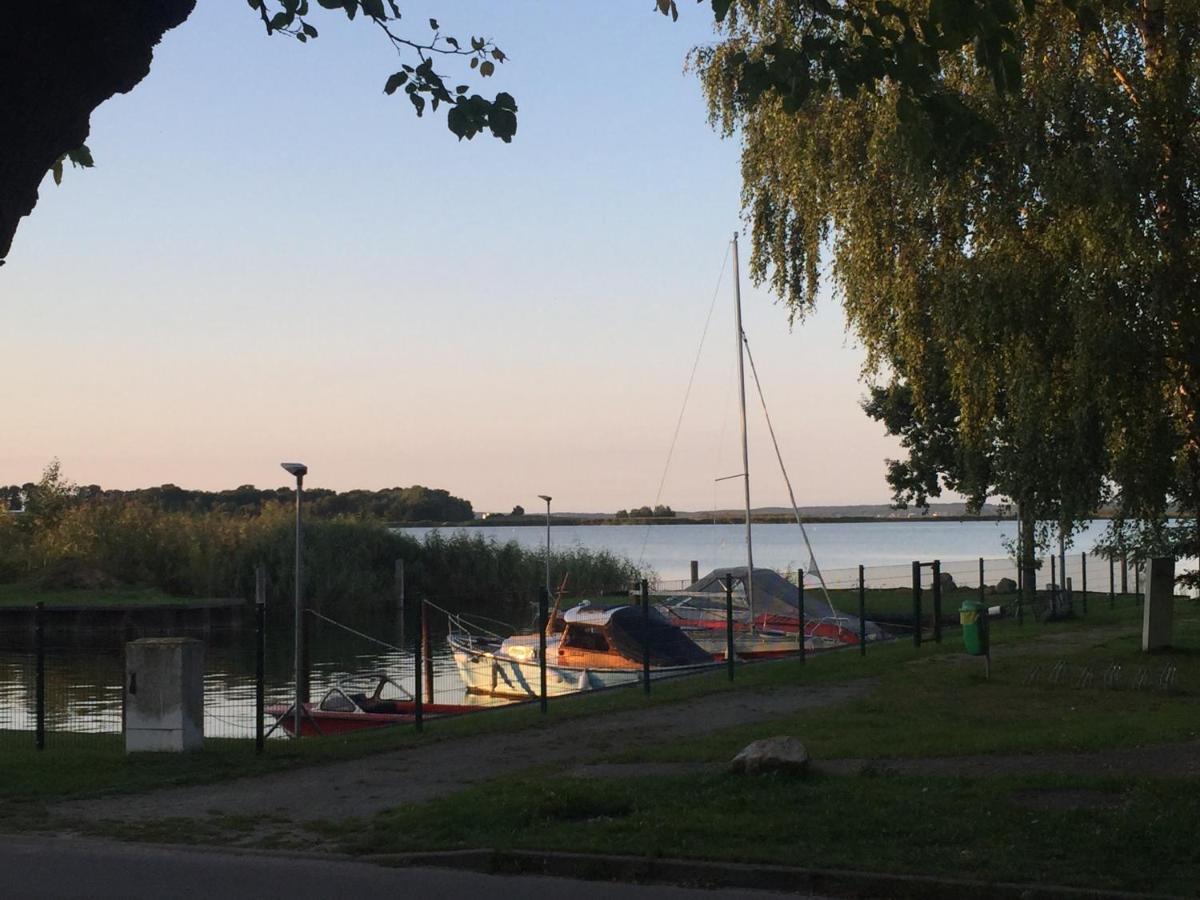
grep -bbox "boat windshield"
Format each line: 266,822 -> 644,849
561,625 -> 609,653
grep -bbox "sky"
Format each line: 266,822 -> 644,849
2,1 -> 910,513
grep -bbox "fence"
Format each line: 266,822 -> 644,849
0,552 -> 1159,752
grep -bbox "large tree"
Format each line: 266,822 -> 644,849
695,1 -> 1199,576
1,1 -> 516,264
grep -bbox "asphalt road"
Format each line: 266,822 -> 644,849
2,836 -> 809,899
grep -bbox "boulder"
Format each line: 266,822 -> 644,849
994,577 -> 1018,594
938,571 -> 957,591
730,736 -> 810,775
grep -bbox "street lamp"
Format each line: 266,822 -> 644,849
281,461 -> 307,739
537,494 -> 552,601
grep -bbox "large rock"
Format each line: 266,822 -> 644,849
938,571 -> 957,591
730,736 -> 810,775
993,577 -> 1017,594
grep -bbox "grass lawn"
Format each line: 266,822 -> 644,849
341,770 -> 1200,895
0,582 -> 196,609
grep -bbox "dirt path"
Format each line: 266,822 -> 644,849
57,681 -> 871,826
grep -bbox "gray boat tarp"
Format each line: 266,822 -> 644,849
663,567 -> 886,639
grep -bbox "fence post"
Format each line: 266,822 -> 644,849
911,561 -> 922,648
932,560 -> 943,643
539,587 -> 549,713
255,565 -> 266,755
797,570 -> 806,665
858,565 -> 866,657
1050,554 -> 1058,616
640,579 -> 651,695
35,601 -> 45,751
421,600 -> 434,705
690,560 -> 699,584
724,572 -> 735,681
978,557 -> 985,608
1135,560 -> 1142,602
1081,552 -> 1087,616
1110,556 -> 1115,608
412,613 -> 423,732
395,558 -> 406,644
1120,555 -> 1128,594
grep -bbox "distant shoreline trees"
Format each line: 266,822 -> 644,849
614,505 -> 675,520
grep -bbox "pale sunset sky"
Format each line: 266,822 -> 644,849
2,1 -> 909,513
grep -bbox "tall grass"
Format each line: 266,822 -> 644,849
0,501 -> 642,611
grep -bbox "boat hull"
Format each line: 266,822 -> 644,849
449,636 -> 715,699
265,701 -> 478,737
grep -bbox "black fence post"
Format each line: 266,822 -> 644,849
1081,552 -> 1088,616
255,565 -> 266,755
1050,554 -> 1058,616
539,587 -> 549,712
1110,556 -> 1115,608
932,560 -> 943,643
724,573 -> 735,681
911,561 -> 922,648
857,565 -> 866,657
413,611 -> 423,733
640,579 -> 651,695
797,570 -> 806,665
978,557 -> 985,609
35,601 -> 45,751
421,600 -> 434,706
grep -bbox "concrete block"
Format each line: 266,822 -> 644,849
124,638 -> 204,752
1142,557 -> 1175,652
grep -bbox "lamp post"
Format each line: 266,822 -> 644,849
281,461 -> 307,739
537,494 -> 552,601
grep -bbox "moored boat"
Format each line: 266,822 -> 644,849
449,603 -> 717,699
266,675 -> 477,737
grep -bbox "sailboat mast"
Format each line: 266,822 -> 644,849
731,232 -> 756,624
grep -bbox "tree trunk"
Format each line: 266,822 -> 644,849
1020,505 -> 1037,610
0,1 -> 196,263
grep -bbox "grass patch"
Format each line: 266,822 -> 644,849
0,582 -> 193,609
338,771 -> 1200,894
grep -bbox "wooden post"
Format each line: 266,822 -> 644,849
1110,556 -> 1116,608
689,560 -> 699,584
1120,555 -> 1128,594
1050,554 -> 1058,616
1081,552 -> 1087,616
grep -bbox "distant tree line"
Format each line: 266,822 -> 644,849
1,465 -> 473,523
614,505 -> 674,520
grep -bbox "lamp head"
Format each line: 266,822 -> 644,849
281,462 -> 308,479
538,494 -> 552,503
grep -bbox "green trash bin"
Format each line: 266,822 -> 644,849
960,600 -> 990,656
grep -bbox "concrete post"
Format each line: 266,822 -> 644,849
124,638 -> 204,752
1142,557 -> 1175,651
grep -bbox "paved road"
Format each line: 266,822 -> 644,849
2,835 -> 810,899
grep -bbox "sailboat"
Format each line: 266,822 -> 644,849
655,234 -> 881,658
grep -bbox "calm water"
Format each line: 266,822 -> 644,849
399,519 -> 1117,581
0,519 -> 1127,740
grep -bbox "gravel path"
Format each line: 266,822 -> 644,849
57,680 -> 871,825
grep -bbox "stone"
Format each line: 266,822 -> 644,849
730,736 -> 810,775
994,577 -> 1017,594
938,572 -> 957,591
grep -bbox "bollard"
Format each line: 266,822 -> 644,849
539,587 -> 549,713
640,579 -> 651,695
255,566 -> 266,755
911,561 -> 922,648
858,565 -> 866,657
690,560 -> 699,584
797,570 -> 806,665
35,601 -> 45,751
932,560 -> 943,643
724,572 -> 735,681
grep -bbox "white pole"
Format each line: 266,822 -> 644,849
731,233 -> 756,625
